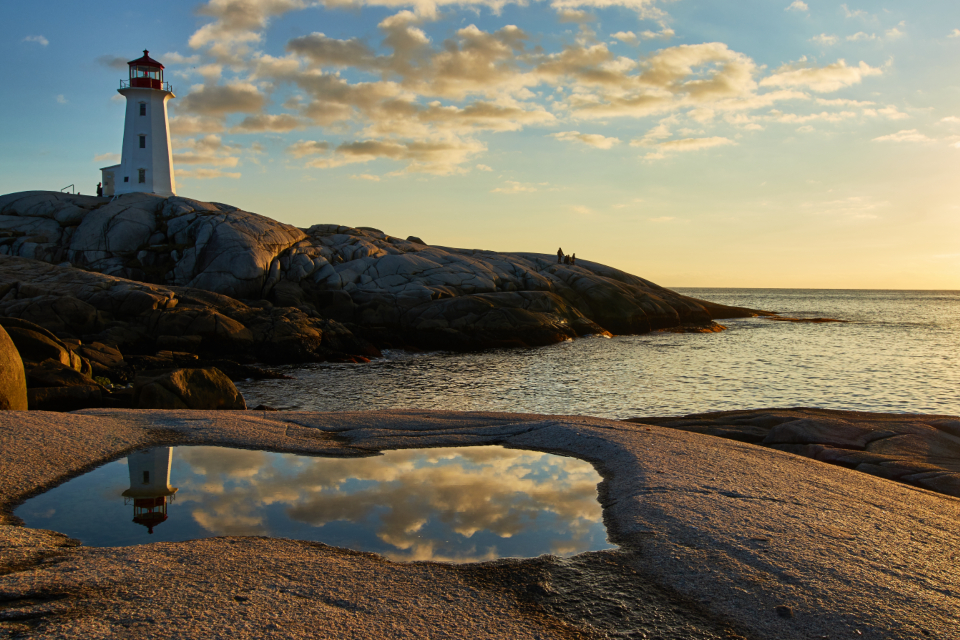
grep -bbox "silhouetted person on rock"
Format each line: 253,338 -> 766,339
96,182 -> 103,197
571,253 -> 576,265
557,248 -> 564,263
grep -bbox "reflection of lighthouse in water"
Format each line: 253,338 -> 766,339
122,448 -> 178,534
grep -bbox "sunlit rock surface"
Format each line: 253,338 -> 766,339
0,191 -> 764,352
0,409 -> 957,639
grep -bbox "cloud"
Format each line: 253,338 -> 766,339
173,134 -> 241,166
840,4 -> 870,20
941,116 -> 960,124
611,31 -> 638,45
96,54 -> 129,70
55,95 -> 68,104
641,136 -> 735,159
492,180 -> 537,193
177,168 -> 242,179
23,35 -> 48,46
810,34 -> 839,46
178,82 -> 266,116
571,205 -> 592,214
231,113 -> 306,132
760,58 -> 882,93
872,129 -> 933,143
846,32 -> 876,42
350,174 -> 381,181
287,140 -> 331,158
550,131 -> 621,149
162,51 -> 202,65
950,29 -> 960,38
476,164 -> 493,171
93,153 -> 120,164
286,32 -> 377,68
169,115 -> 226,136
308,138 -> 486,174
785,1 -> 808,12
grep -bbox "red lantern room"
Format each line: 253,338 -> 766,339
127,49 -> 165,90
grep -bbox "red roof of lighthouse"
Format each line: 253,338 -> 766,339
128,50 -> 164,69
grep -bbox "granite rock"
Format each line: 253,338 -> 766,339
134,367 -> 246,410
0,325 -> 27,410
629,408 -> 960,498
0,191 -> 767,352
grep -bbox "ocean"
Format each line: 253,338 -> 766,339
236,289 -> 960,419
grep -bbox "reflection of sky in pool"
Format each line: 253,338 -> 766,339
16,445 -> 613,562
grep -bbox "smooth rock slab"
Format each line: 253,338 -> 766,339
0,409 -> 957,640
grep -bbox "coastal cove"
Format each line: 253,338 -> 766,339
238,288 -> 960,418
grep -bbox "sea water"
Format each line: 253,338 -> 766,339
236,289 -> 960,419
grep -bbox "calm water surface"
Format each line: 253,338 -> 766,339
238,289 -> 960,418
16,445 -> 611,561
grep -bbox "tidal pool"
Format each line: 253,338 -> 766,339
16,445 -> 613,562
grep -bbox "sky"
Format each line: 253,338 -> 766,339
2,0 -> 959,288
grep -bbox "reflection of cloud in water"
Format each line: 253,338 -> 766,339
176,446 -> 605,561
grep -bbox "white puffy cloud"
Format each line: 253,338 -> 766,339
785,1 -> 808,12
810,34 -> 839,46
476,164 -> 493,171
950,29 -> 960,38
171,0 -> 893,174
22,35 -> 48,46
55,95 -> 68,105
93,152 -> 120,164
760,59 -> 882,93
550,131 -> 621,148
350,174 -> 381,181
872,129 -> 933,143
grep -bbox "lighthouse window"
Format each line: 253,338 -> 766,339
138,169 -> 146,183
139,103 -> 146,116
139,135 -> 146,148
123,177 -> 129,182
142,471 -> 150,484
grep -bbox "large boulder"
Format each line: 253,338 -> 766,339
134,367 -> 246,410
27,385 -> 102,412
0,325 -> 27,410
0,317 -> 87,372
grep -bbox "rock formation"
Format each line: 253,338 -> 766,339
627,408 -> 960,499
0,191 -> 766,354
0,325 -> 27,410
134,367 -> 246,410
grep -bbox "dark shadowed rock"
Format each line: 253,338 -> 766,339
25,359 -> 96,388
27,384 -> 102,411
0,325 -> 27,410
134,367 -> 246,410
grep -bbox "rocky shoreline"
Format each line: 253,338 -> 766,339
1,409 -> 957,639
0,190 -> 765,361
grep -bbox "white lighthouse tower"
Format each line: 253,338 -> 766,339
122,447 -> 179,534
100,50 -> 176,197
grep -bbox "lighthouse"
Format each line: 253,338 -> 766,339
100,50 -> 176,197
122,447 -> 179,534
